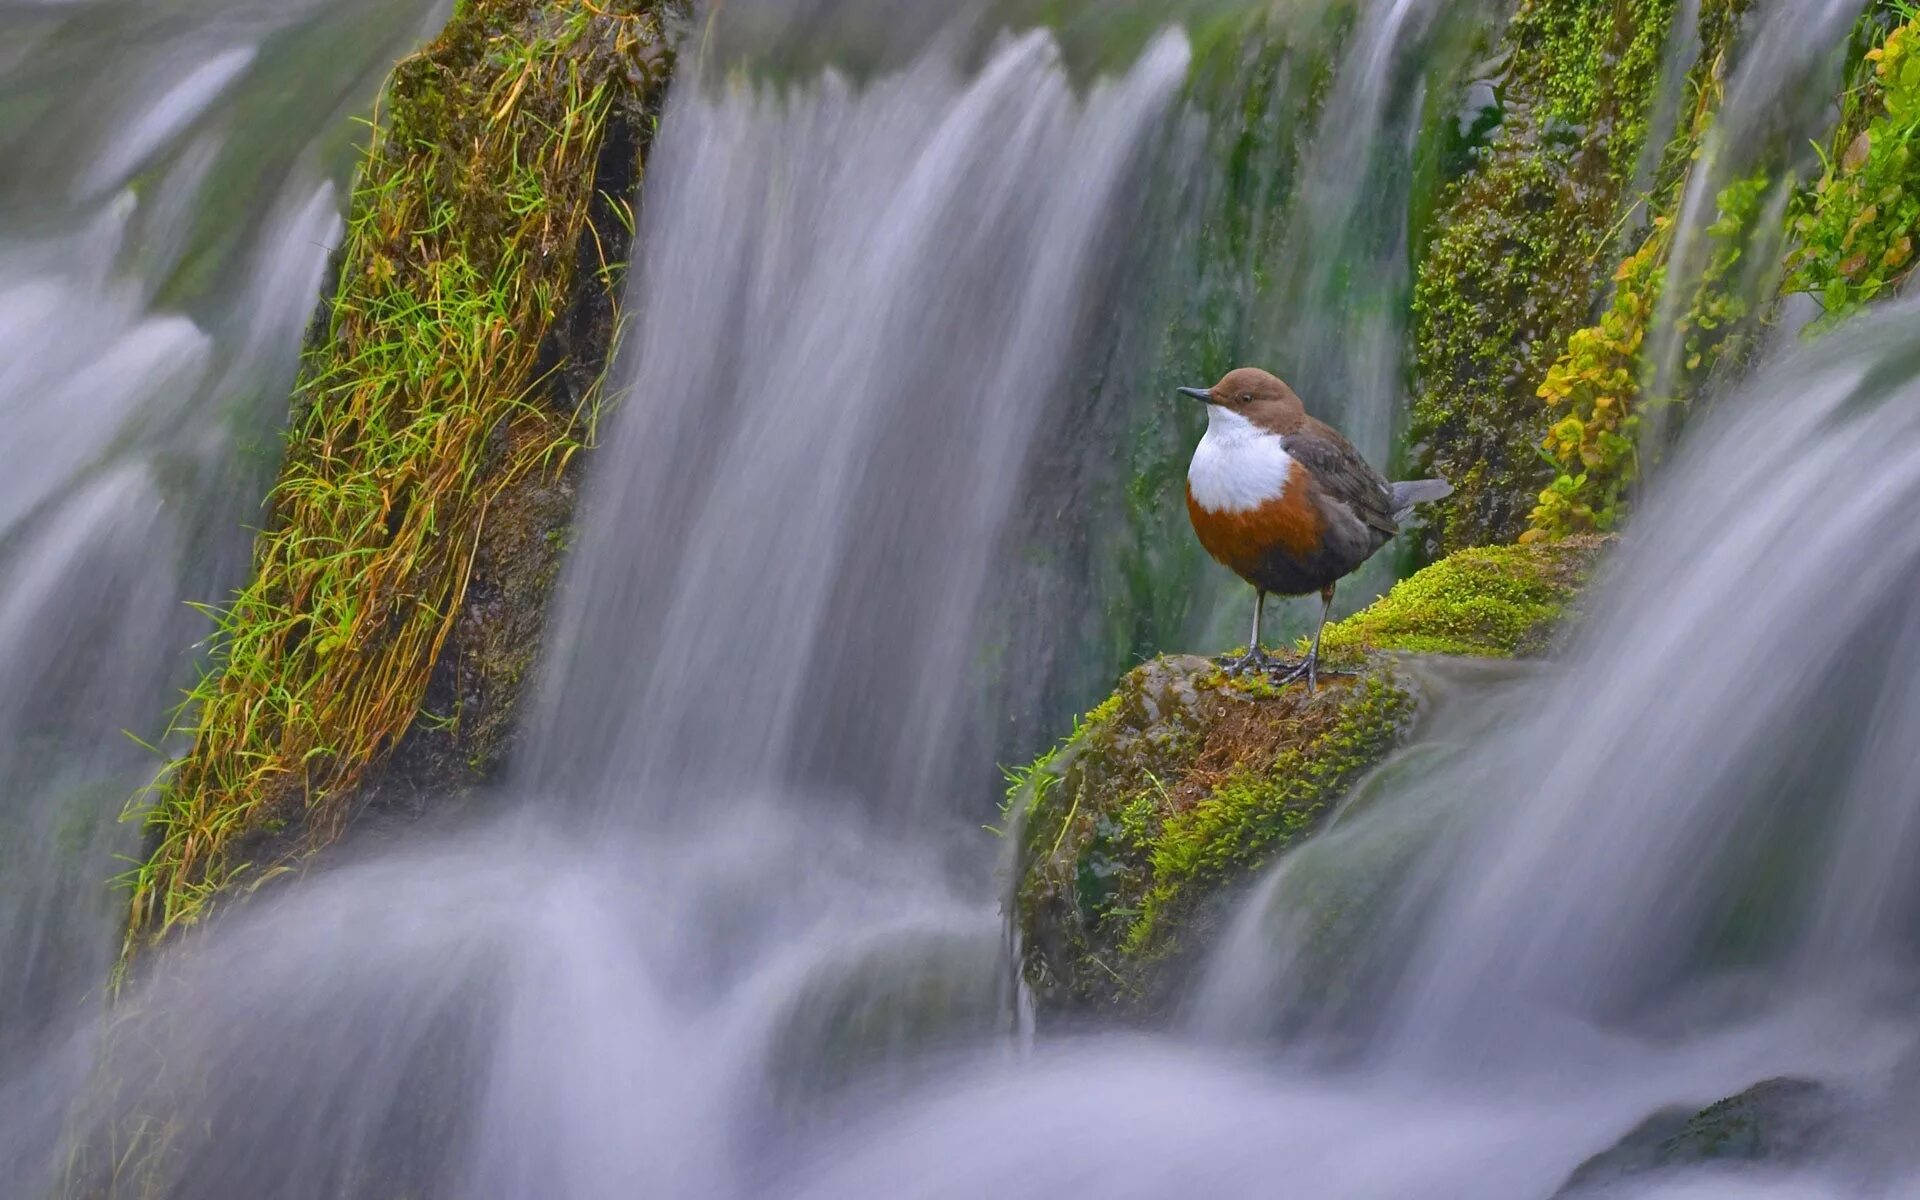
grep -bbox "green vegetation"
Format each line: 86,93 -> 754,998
1787,7 -> 1920,325
1527,168 -> 1768,538
120,0 -> 675,953
1011,539 -> 1598,1016
1527,0 -> 1920,541
1518,0 -> 1757,540
1527,232 -> 1666,537
1410,0 -> 1680,552
1318,535 -> 1607,659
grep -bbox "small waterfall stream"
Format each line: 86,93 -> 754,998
0,0 -> 442,1068
527,28 -> 1191,815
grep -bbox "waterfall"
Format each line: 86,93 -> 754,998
0,0 -> 442,1070
525,28 -> 1192,818
5,26 -> 1203,1198
14,0 -> 1920,1196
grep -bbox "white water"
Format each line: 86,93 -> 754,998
0,0 -> 442,1069
527,28 -> 1192,816
3,24 -> 1204,1198
10,1 -> 1920,1197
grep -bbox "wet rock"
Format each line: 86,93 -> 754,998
1010,539 -> 1605,1022
1555,1078 -> 1840,1195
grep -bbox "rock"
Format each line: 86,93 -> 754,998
1008,538 -> 1608,1022
1555,1078 -> 1840,1195
1011,654 -> 1416,1021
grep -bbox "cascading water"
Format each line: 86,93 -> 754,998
3,24 -> 1205,1198
13,0 -> 1920,1198
527,28 -> 1192,814
0,0 -> 440,1069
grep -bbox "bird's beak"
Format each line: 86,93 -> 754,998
1176,386 -> 1213,403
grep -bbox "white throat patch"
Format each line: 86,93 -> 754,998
1187,405 -> 1294,513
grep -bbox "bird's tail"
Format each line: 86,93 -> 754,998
1390,478 -> 1452,522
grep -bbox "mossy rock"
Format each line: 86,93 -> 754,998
123,0 -> 681,951
1410,0 -> 1679,552
1319,533 -> 1607,660
1555,1078 -> 1839,1195
1009,538 -> 1606,1020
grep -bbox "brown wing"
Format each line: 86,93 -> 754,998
1282,421 -> 1398,539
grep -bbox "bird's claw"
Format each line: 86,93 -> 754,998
1273,654 -> 1319,693
1272,654 -> 1363,694
1218,648 -> 1274,678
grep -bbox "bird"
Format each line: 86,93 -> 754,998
1179,367 -> 1450,692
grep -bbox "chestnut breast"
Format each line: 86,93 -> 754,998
1186,406 -> 1330,588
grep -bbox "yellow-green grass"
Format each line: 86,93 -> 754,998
120,0 -> 674,955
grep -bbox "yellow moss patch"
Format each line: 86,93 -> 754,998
1319,535 -> 1607,660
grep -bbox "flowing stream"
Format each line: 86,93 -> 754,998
6,1 -> 1920,1197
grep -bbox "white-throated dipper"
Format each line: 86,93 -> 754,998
1180,367 -> 1451,692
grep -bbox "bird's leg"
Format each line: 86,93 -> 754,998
1278,584 -> 1336,693
1220,590 -> 1272,676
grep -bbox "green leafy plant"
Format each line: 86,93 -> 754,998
1787,7 -> 1920,325
1526,231 -> 1664,538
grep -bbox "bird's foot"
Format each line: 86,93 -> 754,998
1270,653 -> 1314,693
1270,653 -> 1360,694
1217,647 -> 1276,678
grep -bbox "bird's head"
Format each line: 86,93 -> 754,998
1177,367 -> 1307,433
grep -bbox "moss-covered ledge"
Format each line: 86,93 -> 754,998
1319,533 -> 1607,660
1409,0 -> 1681,552
120,0 -> 680,955
1007,536 -> 1605,1020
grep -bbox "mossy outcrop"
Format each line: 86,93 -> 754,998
122,0 -> 680,953
1319,534 -> 1606,660
1409,0 -> 1681,552
1009,538 -> 1604,1019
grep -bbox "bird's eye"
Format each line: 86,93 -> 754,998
1238,393 -> 1252,404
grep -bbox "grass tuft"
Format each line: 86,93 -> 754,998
119,0 -> 674,956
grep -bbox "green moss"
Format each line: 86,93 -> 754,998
1319,534 -> 1608,659
1013,654 -> 1417,1017
1410,0 -> 1681,552
1123,672 -> 1415,955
